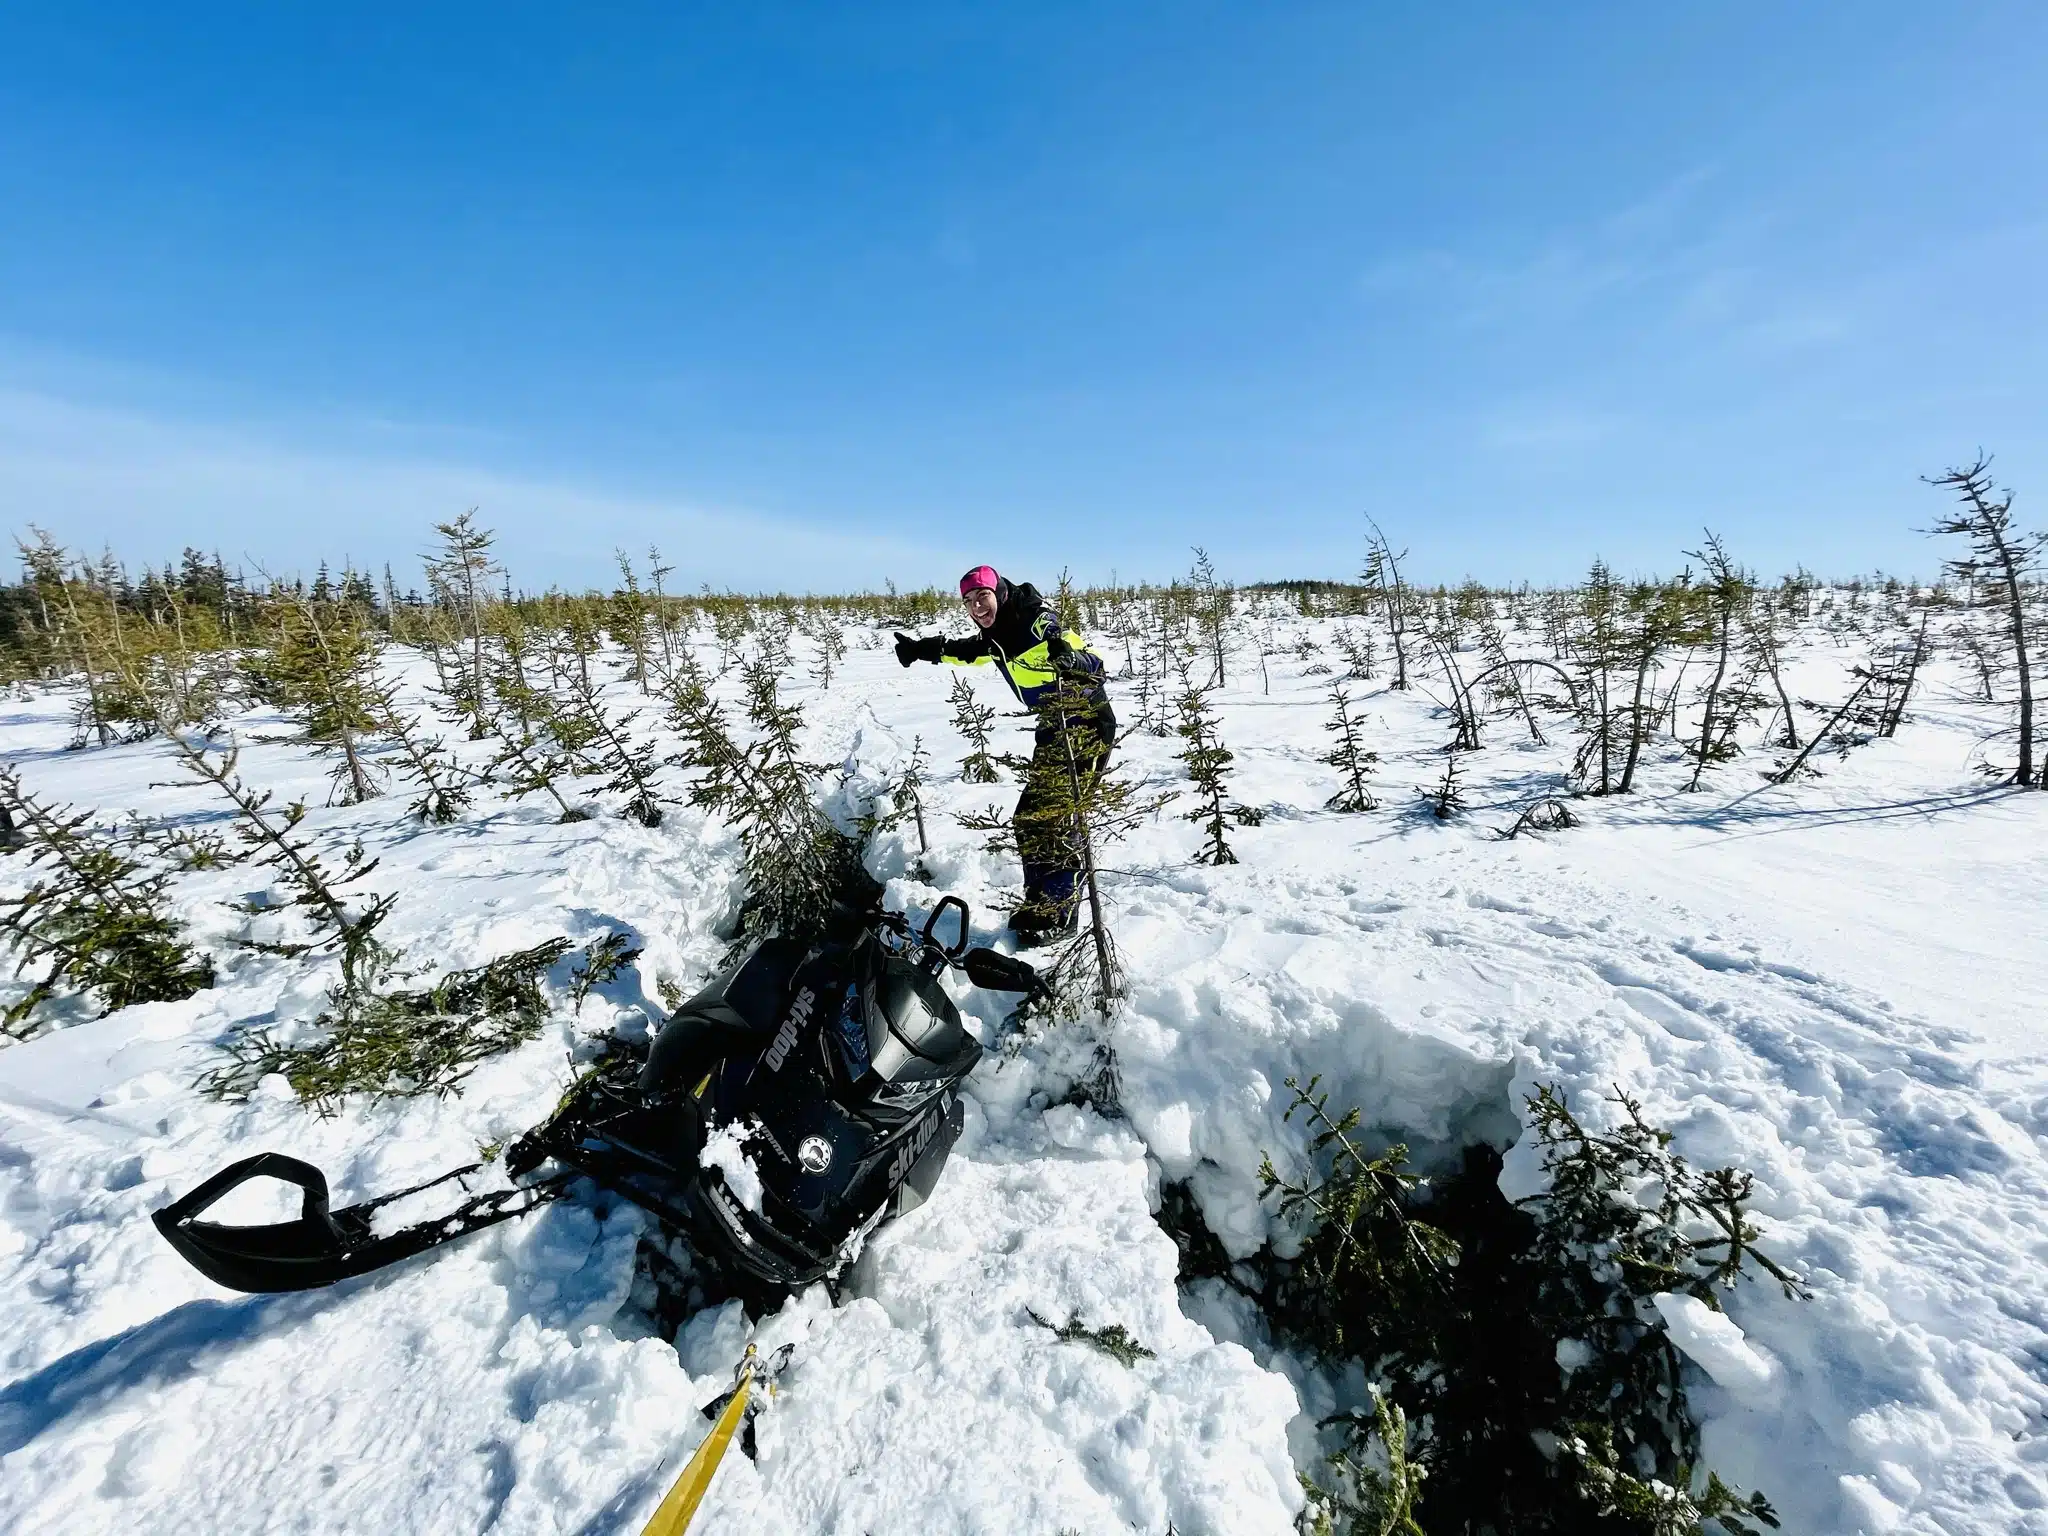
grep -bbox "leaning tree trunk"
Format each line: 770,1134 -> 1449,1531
1989,535 -> 2038,786
1688,612 -> 1733,791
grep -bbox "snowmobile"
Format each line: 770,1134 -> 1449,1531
152,887 -> 1042,1301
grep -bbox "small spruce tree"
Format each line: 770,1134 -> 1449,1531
1174,665 -> 1260,865
1322,687 -> 1379,812
948,672 -> 1002,783
425,511 -> 501,738
0,767 -> 215,1036
665,654 -> 861,940
263,590 -> 388,805
549,665 -> 668,827
1423,753 -> 1467,821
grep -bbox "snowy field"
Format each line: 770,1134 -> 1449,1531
3,604 -> 2046,1535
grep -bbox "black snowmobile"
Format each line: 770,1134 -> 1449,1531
153,889 -> 1040,1301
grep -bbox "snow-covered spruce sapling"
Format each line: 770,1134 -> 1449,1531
1500,797 -> 1580,839
1745,598 -> 1801,751
606,550 -> 654,692
482,660 -> 591,822
121,813 -> 237,872
1766,670 -> 1883,784
1420,601 -> 1483,751
0,767 -> 214,1037
808,607 -> 848,690
1558,561 -> 1697,797
1612,579 -> 1697,794
1478,612 -> 1545,745
568,929 -> 642,1011
707,597 -> 751,677
1173,665 -> 1260,864
1322,687 -> 1379,812
947,672 -> 1002,784
1296,1390 -> 1428,1536
1872,612 -> 1930,739
860,736 -> 932,879
1334,622 -> 1378,682
43,553 -> 204,748
108,646 -> 397,987
1188,546 -> 1231,687
380,697 -> 476,824
1927,456 -> 2042,786
988,676 -> 1171,1022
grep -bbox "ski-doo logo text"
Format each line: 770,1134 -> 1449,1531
886,1098 -> 948,1188
764,988 -> 815,1072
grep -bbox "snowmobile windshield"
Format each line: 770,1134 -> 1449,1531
866,960 -> 976,1080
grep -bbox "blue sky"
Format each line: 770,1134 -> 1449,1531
2,3 -> 2044,592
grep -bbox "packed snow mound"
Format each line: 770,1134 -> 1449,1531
4,607 -> 2048,1534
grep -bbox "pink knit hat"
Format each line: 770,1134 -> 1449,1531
959,565 -> 999,597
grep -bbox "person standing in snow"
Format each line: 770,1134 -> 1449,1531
895,566 -> 1115,946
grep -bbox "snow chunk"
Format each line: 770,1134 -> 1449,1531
698,1119 -> 765,1212
1651,1293 -> 1777,1397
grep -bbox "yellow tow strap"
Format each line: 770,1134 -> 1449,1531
639,1349 -> 759,1536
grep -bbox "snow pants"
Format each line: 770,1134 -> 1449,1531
1013,707 -> 1116,927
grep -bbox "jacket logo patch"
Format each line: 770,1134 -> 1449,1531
764,987 -> 815,1072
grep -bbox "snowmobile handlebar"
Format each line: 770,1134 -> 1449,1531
873,898 -> 1043,996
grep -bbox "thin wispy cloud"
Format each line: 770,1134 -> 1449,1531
0,385 -> 969,592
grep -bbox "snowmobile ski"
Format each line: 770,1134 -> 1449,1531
151,1150 -> 572,1293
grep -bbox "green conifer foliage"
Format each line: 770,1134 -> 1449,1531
1423,753 -> 1467,820
425,511 -> 501,737
861,736 -> 932,869
0,768 -> 215,1036
550,665 -> 667,827
665,655 -> 861,940
1223,1078 -> 1802,1536
1174,668 -> 1260,864
170,736 -> 396,986
383,703 -> 475,824
1025,1308 -> 1156,1367
262,591 -> 388,805
1322,686 -> 1379,812
199,937 -> 576,1111
948,673 -> 1002,784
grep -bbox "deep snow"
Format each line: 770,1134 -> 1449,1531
3,601 -> 2046,1535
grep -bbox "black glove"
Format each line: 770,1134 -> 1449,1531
894,632 -> 946,667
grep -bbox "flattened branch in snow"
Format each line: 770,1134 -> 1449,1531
199,936 -> 603,1111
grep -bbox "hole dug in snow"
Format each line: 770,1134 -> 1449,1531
1154,1073 -> 1806,1536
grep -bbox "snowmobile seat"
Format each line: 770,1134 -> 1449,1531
642,935 -> 806,1095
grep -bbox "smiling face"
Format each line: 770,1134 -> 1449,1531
963,587 -> 999,629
